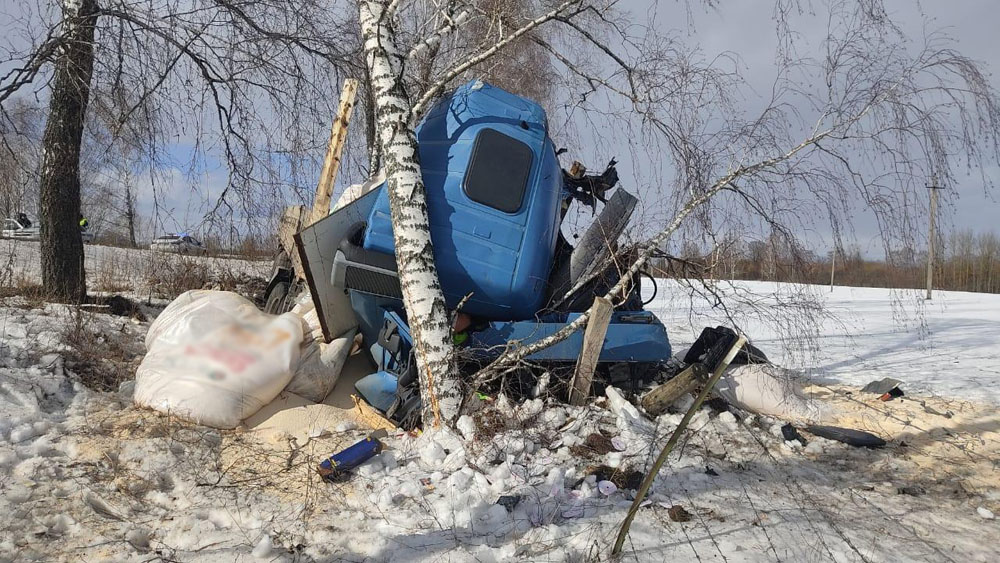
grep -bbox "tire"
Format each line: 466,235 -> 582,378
264,281 -> 291,314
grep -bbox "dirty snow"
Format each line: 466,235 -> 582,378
0,277 -> 998,561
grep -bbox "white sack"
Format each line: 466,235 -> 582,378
134,290 -> 304,429
285,329 -> 355,402
283,291 -> 356,402
715,363 -> 828,423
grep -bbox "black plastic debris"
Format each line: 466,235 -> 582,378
781,423 -> 807,446
496,495 -> 522,512
806,425 -> 886,448
683,326 -> 768,367
897,486 -> 926,496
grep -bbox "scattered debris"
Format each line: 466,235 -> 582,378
897,486 -> 926,497
667,505 -> 692,522
496,495 -> 521,512
862,377 -> 906,401
921,401 -> 954,418
611,436 -> 627,452
584,432 -> 615,454
582,464 -> 644,490
880,387 -> 905,402
978,507 -> 995,520
781,423 -> 807,446
805,425 -> 887,448
683,326 -> 768,366
862,377 -> 903,395
317,432 -> 385,482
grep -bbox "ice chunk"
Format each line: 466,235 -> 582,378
251,535 -> 273,559
456,415 -> 476,441
420,441 -> 447,465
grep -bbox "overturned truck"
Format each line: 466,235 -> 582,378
275,80 -> 672,428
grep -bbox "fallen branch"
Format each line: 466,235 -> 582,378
612,334 -> 746,556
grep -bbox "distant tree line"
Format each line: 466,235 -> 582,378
651,230 -> 1000,295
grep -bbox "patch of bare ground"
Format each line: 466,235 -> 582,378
59,304 -> 147,392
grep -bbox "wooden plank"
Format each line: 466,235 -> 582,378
311,78 -> 359,225
569,296 -> 614,405
640,363 -> 708,416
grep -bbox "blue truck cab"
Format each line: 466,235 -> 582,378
314,80 -> 672,428
362,80 -> 564,320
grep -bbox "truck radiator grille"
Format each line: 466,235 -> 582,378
344,266 -> 403,299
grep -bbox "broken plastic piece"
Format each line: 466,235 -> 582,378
781,423 -> 807,445
862,377 -> 903,395
496,495 -> 521,512
879,387 -> 904,402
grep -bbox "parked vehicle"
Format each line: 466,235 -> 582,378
284,80 -> 672,429
2,216 -> 94,243
150,234 -> 207,255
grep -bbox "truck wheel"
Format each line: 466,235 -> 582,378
264,281 -> 290,314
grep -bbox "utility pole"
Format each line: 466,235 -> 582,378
926,175 -> 943,300
829,246 -> 836,292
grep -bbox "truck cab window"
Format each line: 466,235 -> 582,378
463,128 -> 533,213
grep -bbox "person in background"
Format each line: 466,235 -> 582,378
79,214 -> 89,231
16,212 -> 31,228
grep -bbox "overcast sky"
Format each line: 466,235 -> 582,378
100,0 -> 1000,248
3,1 -> 997,251
610,0 -> 1000,255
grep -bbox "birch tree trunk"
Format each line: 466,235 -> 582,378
38,0 -> 99,302
359,1 -> 460,428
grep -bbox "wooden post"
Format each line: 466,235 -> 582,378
569,296 -> 613,406
829,246 -> 836,292
311,78 -> 359,225
640,363 -> 708,416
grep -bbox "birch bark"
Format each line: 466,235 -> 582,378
359,1 -> 460,428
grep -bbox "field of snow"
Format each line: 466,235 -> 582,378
1,239 -> 268,297
1,269 -> 998,561
649,279 -> 1000,404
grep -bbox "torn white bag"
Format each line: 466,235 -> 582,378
716,363 -> 828,423
134,290 -> 304,429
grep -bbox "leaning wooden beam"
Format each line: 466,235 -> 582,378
568,296 -> 613,405
640,363 -> 709,416
311,78 -> 359,225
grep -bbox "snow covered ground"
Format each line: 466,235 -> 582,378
650,280 -> 1000,404
1,239 -> 268,297
1,276 -> 998,561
